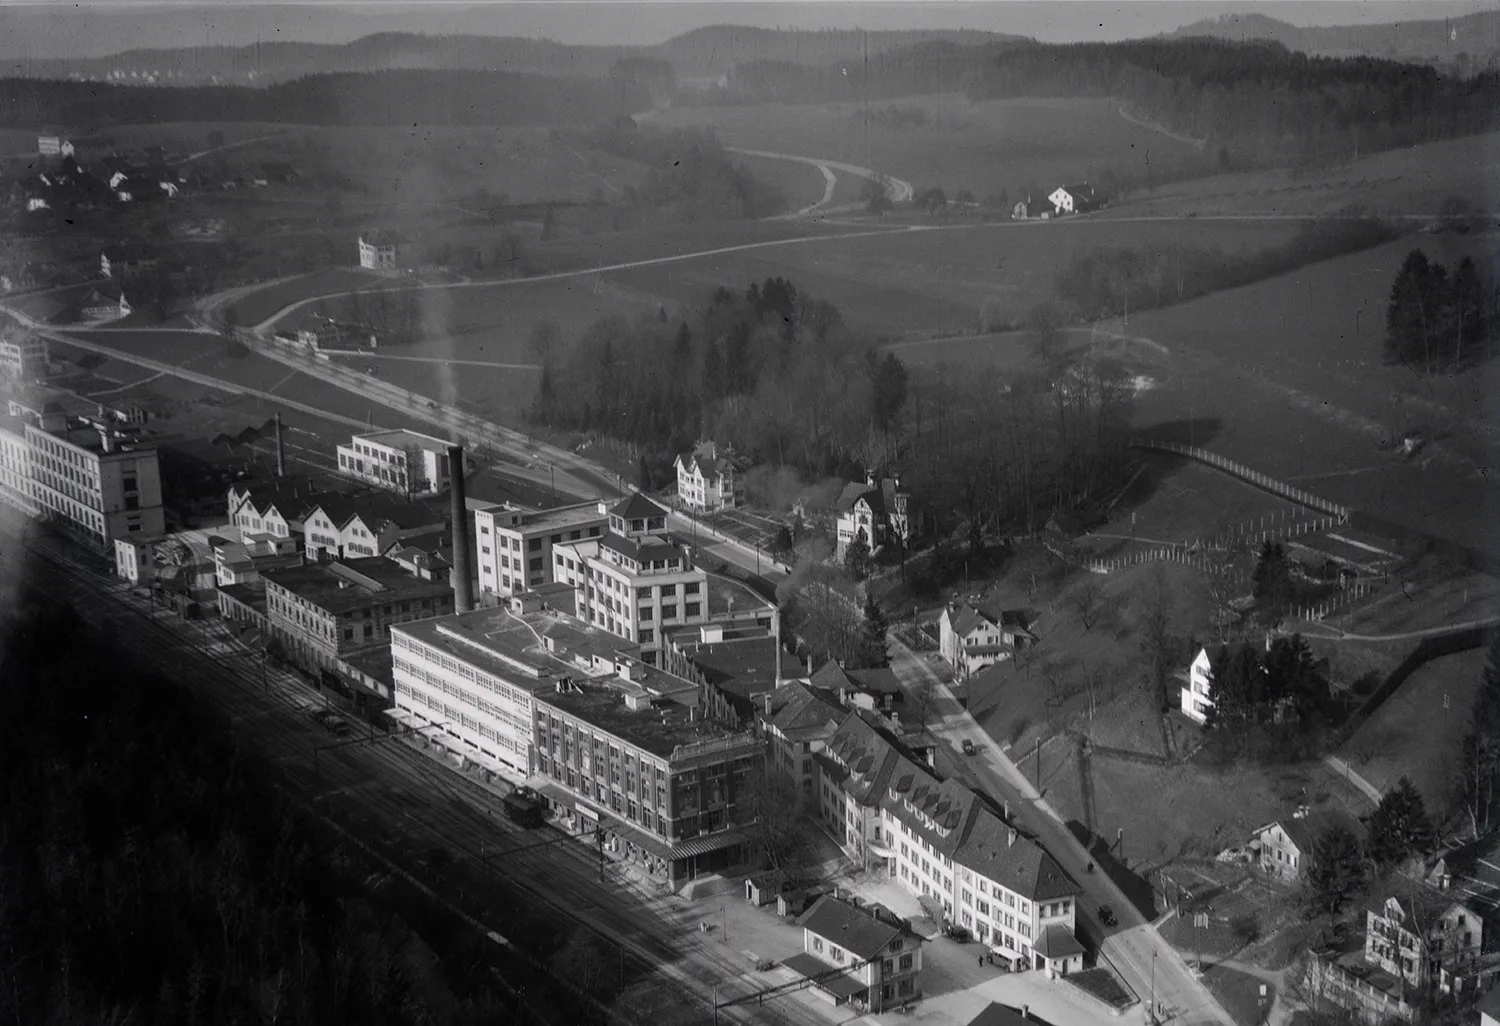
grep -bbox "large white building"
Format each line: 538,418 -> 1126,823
817,712 -> 1084,975
474,499 -> 608,600
0,413 -> 164,551
1178,647 -> 1214,724
336,429 -> 455,496
389,602 -> 629,780
552,493 -> 726,664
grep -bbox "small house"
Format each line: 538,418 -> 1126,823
939,602 -> 1036,679
1252,809 -> 1366,881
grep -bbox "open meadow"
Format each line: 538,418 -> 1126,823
652,94 -> 1201,199
1338,645 -> 1488,810
1123,229 -> 1500,552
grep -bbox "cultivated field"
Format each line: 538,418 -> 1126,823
732,153 -> 831,212
652,94 -> 1200,199
1338,645 -> 1488,808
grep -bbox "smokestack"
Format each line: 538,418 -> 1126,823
274,413 -> 285,478
447,444 -> 474,613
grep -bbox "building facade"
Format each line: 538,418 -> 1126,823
835,472 -> 917,559
673,440 -> 746,512
390,604 -> 626,780
0,415 -> 164,550
0,333 -> 48,381
336,429 -> 454,496
357,232 -> 407,271
531,672 -> 763,887
474,499 -> 608,600
1179,647 -> 1215,723
262,557 -> 453,704
787,895 -> 924,1014
552,493 -> 710,664
939,603 -> 1035,680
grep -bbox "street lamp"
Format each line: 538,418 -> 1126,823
1150,949 -> 1158,1025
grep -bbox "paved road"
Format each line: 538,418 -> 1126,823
888,639 -> 1236,1026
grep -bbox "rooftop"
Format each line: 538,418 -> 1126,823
353,428 -> 453,454
537,677 -> 754,760
361,230 -> 408,246
797,894 -> 914,960
477,499 -> 608,534
676,634 -> 782,698
261,557 -> 452,615
397,604 -> 633,686
610,491 -> 669,522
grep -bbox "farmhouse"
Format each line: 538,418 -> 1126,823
1252,808 -> 1366,881
1047,184 -> 1103,216
786,894 -> 923,1014
1011,197 -> 1051,221
358,231 -> 409,271
673,439 -> 746,512
939,602 -> 1036,679
835,471 -> 918,559
76,285 -> 131,322
1364,889 -> 1484,994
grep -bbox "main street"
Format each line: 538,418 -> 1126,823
0,511 -> 824,1026
888,638 -> 1237,1026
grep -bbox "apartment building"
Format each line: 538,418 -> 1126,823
473,499 -> 608,600
389,603 -> 629,780
0,332 -> 48,381
262,557 -> 454,705
0,414 -> 164,551
788,894 -> 924,1014
552,493 -> 708,663
531,670 -> 763,888
817,712 -> 1083,975
758,681 -> 846,796
335,429 -> 454,496
666,631 -> 786,726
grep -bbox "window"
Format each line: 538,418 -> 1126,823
898,954 -> 913,970
528,538 -> 541,551
685,602 -> 700,617
812,938 -> 823,954
685,581 -> 700,595
662,605 -> 677,619
529,557 -> 543,572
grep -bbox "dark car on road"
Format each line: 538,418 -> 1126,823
1098,904 -> 1117,926
962,739 -> 977,756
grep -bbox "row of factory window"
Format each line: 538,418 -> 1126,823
391,634 -> 530,705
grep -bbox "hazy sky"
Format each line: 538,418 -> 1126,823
0,0 -> 1495,58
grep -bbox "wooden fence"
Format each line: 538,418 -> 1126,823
1133,439 -> 1351,520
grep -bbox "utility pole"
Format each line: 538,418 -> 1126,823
1150,949 -> 1158,1024
1033,736 -> 1041,791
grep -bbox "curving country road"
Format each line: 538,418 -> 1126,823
727,145 -> 916,216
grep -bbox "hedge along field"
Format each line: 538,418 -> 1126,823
1124,230 -> 1500,553
599,217 -> 1304,337
651,94 -> 1201,198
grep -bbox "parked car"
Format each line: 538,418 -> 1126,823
945,925 -> 972,943
1098,904 -> 1117,926
962,739 -> 977,756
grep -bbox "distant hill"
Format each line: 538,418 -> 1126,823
3,27 -> 1021,88
1165,10 -> 1500,72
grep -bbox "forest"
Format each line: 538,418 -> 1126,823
1384,247 -> 1500,374
0,68 -> 653,128
702,37 -> 1500,162
528,277 -> 1137,548
0,597 -> 595,1025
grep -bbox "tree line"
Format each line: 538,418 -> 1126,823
1056,217 -> 1399,321
697,36 -> 1500,164
581,121 -> 788,221
1384,247 -> 1499,374
0,68 -> 653,128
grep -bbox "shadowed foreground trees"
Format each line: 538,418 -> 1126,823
0,598 -> 576,1025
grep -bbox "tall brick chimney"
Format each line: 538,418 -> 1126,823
274,413 -> 285,478
447,444 -> 474,613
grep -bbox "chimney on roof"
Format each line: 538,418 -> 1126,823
274,413 -> 285,478
865,468 -> 876,487
1004,800 -> 1010,821
1022,1006 -> 1029,1021
447,444 -> 474,613
775,637 -> 783,688
1008,828 -> 1017,848
98,427 -> 116,454
763,691 -> 773,716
